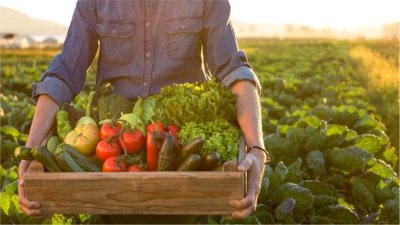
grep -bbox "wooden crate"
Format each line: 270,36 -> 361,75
24,107 -> 246,219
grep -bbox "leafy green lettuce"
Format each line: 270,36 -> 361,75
177,118 -> 241,163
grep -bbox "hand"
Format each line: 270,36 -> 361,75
230,149 -> 265,219
18,160 -> 42,217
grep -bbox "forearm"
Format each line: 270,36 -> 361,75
229,80 -> 266,161
25,95 -> 60,149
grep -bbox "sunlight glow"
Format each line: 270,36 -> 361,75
0,0 -> 399,29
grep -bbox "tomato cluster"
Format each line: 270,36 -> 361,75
97,121 -> 145,172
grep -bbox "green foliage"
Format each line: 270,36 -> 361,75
178,119 -> 242,163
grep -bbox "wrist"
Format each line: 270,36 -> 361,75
248,146 -> 270,164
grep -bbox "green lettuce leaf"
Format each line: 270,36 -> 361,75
323,125 -> 347,149
304,130 -> 326,153
310,205 -> 359,224
367,159 -> 397,178
342,134 -> 381,153
268,183 -> 314,212
275,198 -> 295,220
352,177 -> 378,210
300,181 -> 338,198
306,150 -> 327,176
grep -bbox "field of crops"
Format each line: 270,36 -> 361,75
1,39 -> 399,224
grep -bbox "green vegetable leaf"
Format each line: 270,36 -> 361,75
368,130 -> 390,147
262,165 -> 274,179
310,205 -> 359,224
266,137 -> 296,157
268,183 -> 314,212
306,150 -> 327,176
257,178 -> 270,203
323,125 -> 347,149
275,198 -> 295,220
303,116 -> 322,130
313,195 -> 338,208
352,116 -> 378,133
338,197 -> 355,210
1,192 -> 11,216
311,106 -> 334,121
345,130 -> 358,140
304,130 -> 326,153
244,216 -> 261,225
1,180 -> 18,196
270,162 -> 288,187
300,181 -> 338,197
287,126 -> 315,154
287,158 -> 302,175
327,149 -> 365,173
352,177 -> 378,210
342,134 -> 381,153
367,159 -> 397,178
282,172 -> 303,184
376,180 -> 394,204
383,199 -> 399,221
1,125 -> 21,140
251,212 -> 275,224
8,194 -> 46,224
341,105 -> 362,128
344,146 -> 374,163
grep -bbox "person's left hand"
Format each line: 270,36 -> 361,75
230,149 -> 265,219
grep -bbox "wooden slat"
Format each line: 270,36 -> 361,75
223,158 -> 237,172
26,160 -> 44,173
24,172 -> 244,215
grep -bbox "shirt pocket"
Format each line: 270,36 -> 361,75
165,17 -> 202,61
96,21 -> 134,65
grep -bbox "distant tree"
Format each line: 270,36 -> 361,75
383,22 -> 399,39
286,24 -> 294,34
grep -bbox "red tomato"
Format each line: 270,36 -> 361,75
127,164 -> 147,172
103,156 -> 126,172
100,122 -> 122,141
96,139 -> 121,161
119,129 -> 145,154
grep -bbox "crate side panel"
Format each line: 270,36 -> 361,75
24,172 -> 244,215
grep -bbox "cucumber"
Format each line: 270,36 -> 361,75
176,137 -> 205,166
46,136 -> 60,154
75,159 -> 102,172
125,150 -> 147,167
177,154 -> 201,171
55,148 -> 85,172
157,134 -> 177,171
199,151 -> 220,171
15,146 -> 33,161
31,145 -> 64,172
63,144 -> 103,168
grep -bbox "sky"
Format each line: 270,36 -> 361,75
0,0 -> 399,29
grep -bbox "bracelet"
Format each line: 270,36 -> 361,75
248,146 -> 271,164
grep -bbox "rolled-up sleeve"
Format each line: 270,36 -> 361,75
201,0 -> 262,94
32,0 -> 98,107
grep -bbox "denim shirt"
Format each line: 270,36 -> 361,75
32,0 -> 262,107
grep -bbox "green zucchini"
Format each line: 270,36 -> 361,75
46,136 -> 60,154
75,159 -> 102,172
176,137 -> 205,166
15,146 -> 33,161
177,154 -> 201,171
157,134 -> 177,171
55,148 -> 85,172
199,151 -> 220,171
125,150 -> 147,167
63,144 -> 103,168
31,145 -> 64,172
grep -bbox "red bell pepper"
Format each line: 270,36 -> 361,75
146,129 -> 168,171
146,122 -> 165,132
166,124 -> 182,151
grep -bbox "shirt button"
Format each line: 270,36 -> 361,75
143,82 -> 148,87
145,52 -> 151,58
145,22 -> 150,27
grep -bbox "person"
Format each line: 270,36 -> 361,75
18,0 -> 268,223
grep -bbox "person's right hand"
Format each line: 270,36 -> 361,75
18,160 -> 42,216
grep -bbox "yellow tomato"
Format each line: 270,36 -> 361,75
65,123 -> 100,156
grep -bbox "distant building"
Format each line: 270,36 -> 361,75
0,34 -> 63,49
